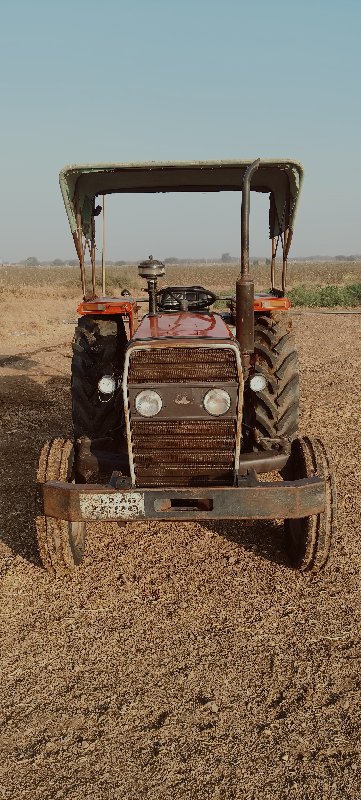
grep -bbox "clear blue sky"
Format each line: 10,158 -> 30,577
0,0 -> 360,262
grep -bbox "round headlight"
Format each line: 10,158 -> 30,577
98,375 -> 117,394
203,388 -> 231,416
250,374 -> 267,393
135,390 -> 162,417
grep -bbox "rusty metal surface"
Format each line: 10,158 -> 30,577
42,477 -> 325,522
130,416 -> 237,487
130,418 -> 236,487
236,277 -> 254,356
238,451 -> 290,475
128,347 -> 238,383
123,341 -> 244,487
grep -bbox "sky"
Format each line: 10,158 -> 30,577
0,0 -> 360,263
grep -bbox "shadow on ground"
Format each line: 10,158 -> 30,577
0,355 -> 39,371
203,517 -> 290,569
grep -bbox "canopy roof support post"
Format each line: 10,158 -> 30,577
101,194 -> 106,297
90,206 -> 96,298
285,228 -> 293,257
281,186 -> 292,294
282,228 -> 290,293
76,209 -> 86,298
282,255 -> 287,292
271,237 -> 276,290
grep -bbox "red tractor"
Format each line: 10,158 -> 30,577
36,159 -> 336,576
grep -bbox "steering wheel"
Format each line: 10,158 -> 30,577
160,287 -> 218,311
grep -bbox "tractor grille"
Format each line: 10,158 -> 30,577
131,419 -> 236,486
127,346 -> 239,487
128,347 -> 238,383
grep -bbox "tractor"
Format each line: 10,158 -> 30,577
36,159 -> 336,576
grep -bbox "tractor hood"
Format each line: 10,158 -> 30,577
59,159 -> 303,242
133,312 -> 234,341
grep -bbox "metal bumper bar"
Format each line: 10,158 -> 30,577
42,477 -> 325,523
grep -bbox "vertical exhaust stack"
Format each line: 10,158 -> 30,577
236,158 -> 260,374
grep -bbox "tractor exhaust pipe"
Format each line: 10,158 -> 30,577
236,158 -> 260,372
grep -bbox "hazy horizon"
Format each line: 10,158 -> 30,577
4,253 -> 361,266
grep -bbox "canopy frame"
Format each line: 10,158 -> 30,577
59,159 -> 303,298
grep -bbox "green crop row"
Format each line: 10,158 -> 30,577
214,282 -> 361,310
288,283 -> 361,307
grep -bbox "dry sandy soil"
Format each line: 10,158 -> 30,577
0,308 -> 361,799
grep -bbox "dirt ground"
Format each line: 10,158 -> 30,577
0,310 -> 361,800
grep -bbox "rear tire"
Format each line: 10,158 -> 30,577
251,312 -> 299,450
36,439 -> 86,577
71,316 -> 127,475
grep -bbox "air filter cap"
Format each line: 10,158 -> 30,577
138,255 -> 165,279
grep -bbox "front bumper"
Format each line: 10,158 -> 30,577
42,477 -> 325,522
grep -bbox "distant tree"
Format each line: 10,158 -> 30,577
51,258 -> 64,266
336,255 -> 357,262
114,260 -> 127,266
221,252 -> 231,263
68,259 -> 79,267
265,258 -> 271,266
164,257 -> 180,264
24,256 -> 39,266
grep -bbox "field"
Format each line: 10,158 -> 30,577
1,262 -> 361,799
1,260 -> 361,350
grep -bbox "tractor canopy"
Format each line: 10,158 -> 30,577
59,159 -> 303,242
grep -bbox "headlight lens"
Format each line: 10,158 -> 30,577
203,388 -> 231,416
135,389 -> 163,417
98,375 -> 117,394
250,374 -> 267,392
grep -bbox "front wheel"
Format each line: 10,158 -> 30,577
36,439 -> 86,577
283,436 -> 337,572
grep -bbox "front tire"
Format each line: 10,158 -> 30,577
283,436 -> 337,571
36,439 -> 86,577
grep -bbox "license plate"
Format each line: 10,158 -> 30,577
79,492 -> 145,520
